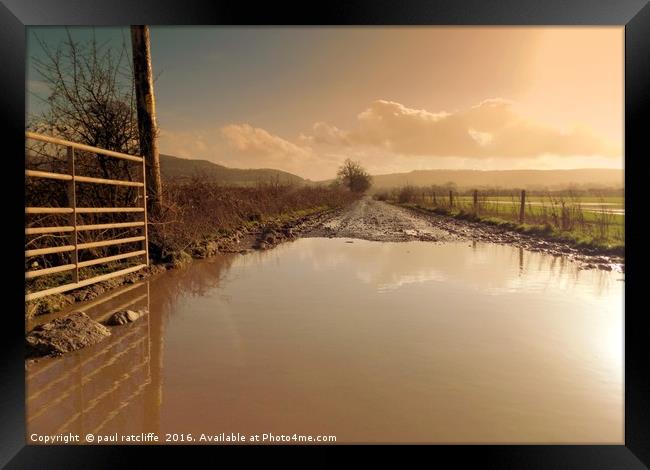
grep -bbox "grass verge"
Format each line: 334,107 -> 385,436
400,202 -> 624,257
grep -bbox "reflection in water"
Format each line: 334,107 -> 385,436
26,239 -> 623,443
26,282 -> 154,438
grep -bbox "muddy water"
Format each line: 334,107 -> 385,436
26,238 -> 623,444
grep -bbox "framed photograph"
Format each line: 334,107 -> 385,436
2,0 -> 648,467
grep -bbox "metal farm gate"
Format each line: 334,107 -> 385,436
25,132 -> 149,301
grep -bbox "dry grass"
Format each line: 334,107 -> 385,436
148,177 -> 358,260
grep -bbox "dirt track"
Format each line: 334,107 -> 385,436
301,196 -> 623,272
303,196 -> 459,242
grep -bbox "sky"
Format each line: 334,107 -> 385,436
26,26 -> 624,180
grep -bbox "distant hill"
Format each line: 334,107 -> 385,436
158,155 -> 623,191
160,154 -> 307,186
365,169 -> 624,191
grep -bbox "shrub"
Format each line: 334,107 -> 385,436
149,177 -> 358,260
374,191 -> 389,201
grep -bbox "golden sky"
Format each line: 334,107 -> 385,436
29,27 -> 624,180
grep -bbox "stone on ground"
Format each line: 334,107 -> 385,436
106,309 -> 146,326
26,311 -> 111,358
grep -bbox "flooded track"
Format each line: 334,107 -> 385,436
27,237 -> 623,443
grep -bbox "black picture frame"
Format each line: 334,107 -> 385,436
1,0 -> 648,467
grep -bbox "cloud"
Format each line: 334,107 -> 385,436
300,121 -> 350,146
312,99 -> 620,158
158,98 -> 621,181
220,123 -> 338,179
468,128 -> 494,146
159,124 -> 334,179
221,123 -> 311,163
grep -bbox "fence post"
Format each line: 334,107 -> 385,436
519,189 -> 526,224
140,155 -> 149,267
449,190 -> 453,208
473,189 -> 478,215
433,191 -> 437,206
66,146 -> 79,283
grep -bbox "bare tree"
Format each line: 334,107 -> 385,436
29,28 -> 139,155
336,158 -> 372,193
28,28 -> 140,207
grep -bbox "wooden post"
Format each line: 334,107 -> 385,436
131,25 -> 163,215
432,191 -> 437,206
473,189 -> 478,215
519,189 -> 526,223
449,190 -> 453,208
66,146 -> 79,283
140,155 -> 149,267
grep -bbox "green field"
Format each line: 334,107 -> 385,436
452,195 -> 624,205
383,188 -> 625,252
427,195 -> 624,243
